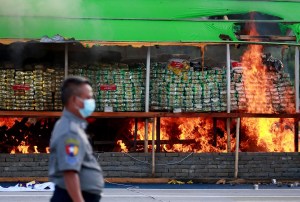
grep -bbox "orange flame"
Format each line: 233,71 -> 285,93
117,22 -> 295,153
34,146 -> 40,154
240,21 -> 294,152
117,140 -> 129,153
125,118 -> 234,153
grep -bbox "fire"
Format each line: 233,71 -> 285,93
117,22 -> 295,153
0,118 -> 22,128
117,140 -> 129,153
123,118 -> 234,153
0,118 -> 52,153
10,141 -> 29,154
34,146 -> 40,154
240,21 -> 294,152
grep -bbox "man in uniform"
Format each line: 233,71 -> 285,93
49,76 -> 104,202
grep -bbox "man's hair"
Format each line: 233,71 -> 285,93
61,76 -> 91,105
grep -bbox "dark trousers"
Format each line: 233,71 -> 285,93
51,185 -> 101,202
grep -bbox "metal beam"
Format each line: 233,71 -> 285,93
238,35 -> 296,41
226,44 -> 231,113
234,118 -> 240,178
64,44 -> 68,78
293,47 -> 299,153
145,47 -> 151,112
226,44 -> 231,153
295,46 -> 299,113
144,47 -> 151,153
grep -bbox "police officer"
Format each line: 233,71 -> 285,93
49,76 -> 104,202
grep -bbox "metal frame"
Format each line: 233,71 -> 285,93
64,44 -> 68,78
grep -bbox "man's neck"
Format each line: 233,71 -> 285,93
65,106 -> 85,120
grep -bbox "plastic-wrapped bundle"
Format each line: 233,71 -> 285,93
150,64 -> 227,112
54,68 -> 64,111
96,64 -> 145,112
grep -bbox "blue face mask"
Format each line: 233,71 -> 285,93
77,97 -> 96,118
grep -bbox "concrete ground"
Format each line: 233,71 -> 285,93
0,185 -> 300,202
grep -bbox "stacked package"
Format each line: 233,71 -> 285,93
15,69 -> 35,111
68,63 -> 145,112
42,68 -> 55,111
33,65 -> 47,111
231,68 -> 295,113
96,64 -> 145,112
0,67 -> 16,110
0,65 -> 63,111
150,63 -> 227,112
271,72 -> 295,112
53,68 -> 64,111
230,69 -> 248,111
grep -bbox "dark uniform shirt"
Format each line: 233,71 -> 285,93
49,109 -> 104,195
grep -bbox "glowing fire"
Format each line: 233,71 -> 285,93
0,118 -> 51,154
117,118 -> 234,153
240,21 -> 294,152
0,118 -> 22,128
10,141 -> 29,154
117,22 -> 295,153
117,140 -> 129,153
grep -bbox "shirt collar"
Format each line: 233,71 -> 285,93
62,108 -> 88,129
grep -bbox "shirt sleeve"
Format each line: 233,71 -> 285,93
56,134 -> 85,172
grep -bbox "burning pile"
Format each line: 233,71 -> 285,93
0,118 -> 53,153
231,67 -> 295,113
118,24 -> 296,153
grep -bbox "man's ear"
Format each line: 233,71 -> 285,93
71,95 -> 77,104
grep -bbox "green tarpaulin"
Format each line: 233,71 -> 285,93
1,0 -> 300,44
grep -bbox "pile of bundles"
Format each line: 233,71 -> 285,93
231,68 -> 295,113
151,58 -> 294,113
0,65 -> 63,111
0,60 -> 294,113
150,60 -> 227,112
53,69 -> 64,111
68,63 -> 145,112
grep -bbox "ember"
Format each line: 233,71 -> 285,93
0,118 -> 54,153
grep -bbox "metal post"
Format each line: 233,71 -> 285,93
156,117 -> 161,152
64,44 -> 68,78
295,46 -> 299,113
144,47 -> 151,153
144,119 -> 148,153
133,118 -> 138,151
152,118 -> 156,177
226,44 -> 231,152
227,118 -> 231,152
145,47 -> 151,112
234,118 -> 240,178
226,44 -> 231,113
